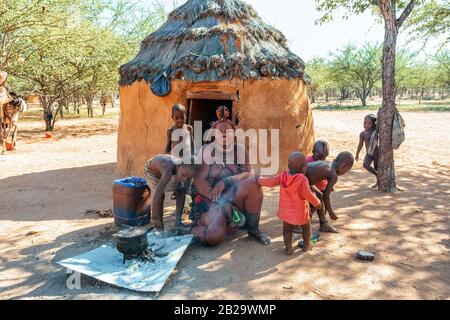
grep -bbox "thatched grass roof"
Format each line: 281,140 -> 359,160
119,0 -> 308,86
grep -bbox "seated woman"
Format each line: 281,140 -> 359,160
190,120 -> 270,246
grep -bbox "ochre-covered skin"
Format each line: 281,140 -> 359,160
117,79 -> 315,176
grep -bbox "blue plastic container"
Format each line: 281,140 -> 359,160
113,177 -> 150,227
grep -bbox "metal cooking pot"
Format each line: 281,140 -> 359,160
113,226 -> 152,256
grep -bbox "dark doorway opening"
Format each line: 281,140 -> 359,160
187,99 -> 233,137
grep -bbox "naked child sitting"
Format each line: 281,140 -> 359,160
306,151 -> 354,233
143,154 -> 200,231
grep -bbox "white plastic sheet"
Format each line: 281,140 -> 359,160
58,232 -> 193,293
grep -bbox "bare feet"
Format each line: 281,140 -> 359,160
175,222 -> 192,235
319,223 -> 339,233
285,247 -> 294,255
149,218 -> 164,231
297,241 -> 312,252
248,230 -> 271,245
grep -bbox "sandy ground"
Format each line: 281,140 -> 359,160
0,111 -> 449,300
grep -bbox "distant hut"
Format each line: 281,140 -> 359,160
118,0 -> 314,176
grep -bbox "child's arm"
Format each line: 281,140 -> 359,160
301,178 -> 321,209
164,128 -> 172,154
258,174 -> 281,188
323,172 -> 338,220
310,185 -> 323,200
355,132 -> 364,161
171,180 -> 181,200
193,161 -> 213,198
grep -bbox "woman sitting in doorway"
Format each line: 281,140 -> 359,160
189,118 -> 270,246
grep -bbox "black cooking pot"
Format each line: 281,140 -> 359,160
114,226 -> 151,256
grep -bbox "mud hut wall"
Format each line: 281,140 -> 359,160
117,80 -> 239,176
117,79 -> 314,177
236,79 -> 315,171
117,81 -> 178,177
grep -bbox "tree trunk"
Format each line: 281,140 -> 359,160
377,0 -> 416,192
51,105 -> 62,131
361,96 -> 367,107
419,88 -> 424,104
75,99 -> 80,114
110,94 -> 115,108
39,95 -> 51,131
377,6 -> 398,192
86,96 -> 94,118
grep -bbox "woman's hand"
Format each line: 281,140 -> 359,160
210,181 -> 225,202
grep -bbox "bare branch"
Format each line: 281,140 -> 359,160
397,0 -> 417,28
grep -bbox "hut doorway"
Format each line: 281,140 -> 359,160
187,99 -> 233,136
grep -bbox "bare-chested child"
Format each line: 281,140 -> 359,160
164,104 -> 195,200
258,152 -> 322,255
165,104 -> 194,158
307,140 -> 330,163
306,139 -> 330,208
306,151 -> 354,233
143,154 -> 200,231
355,114 -> 379,188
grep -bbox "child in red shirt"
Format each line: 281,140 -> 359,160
258,152 -> 322,255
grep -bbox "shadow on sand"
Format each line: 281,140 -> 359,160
1,164 -> 449,300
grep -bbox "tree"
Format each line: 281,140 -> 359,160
6,1 -> 92,130
306,57 -> 336,103
404,61 -> 434,103
394,49 -> 434,102
433,50 -> 450,91
407,0 -> 450,46
331,43 -> 382,106
1,0 -> 71,69
2,0 -> 166,128
316,0 -> 421,192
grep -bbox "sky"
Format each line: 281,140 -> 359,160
140,0 -> 440,61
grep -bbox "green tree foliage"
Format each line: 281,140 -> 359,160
407,0 -> 450,46
330,43 -> 382,106
0,0 -> 166,129
315,0 -> 423,192
433,50 -> 450,90
307,45 -> 448,104
305,57 -> 335,103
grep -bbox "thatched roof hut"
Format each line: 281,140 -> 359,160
120,0 -> 309,84
117,0 -> 315,176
